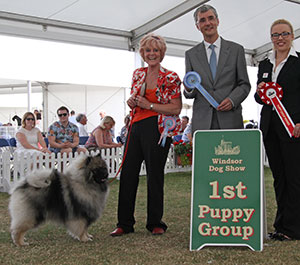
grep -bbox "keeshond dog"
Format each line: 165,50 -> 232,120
9,153 -> 109,246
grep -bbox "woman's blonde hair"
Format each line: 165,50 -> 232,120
21,112 -> 36,128
271,19 -> 294,34
100,116 -> 115,129
139,33 -> 167,62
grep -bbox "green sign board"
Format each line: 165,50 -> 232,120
190,130 -> 263,251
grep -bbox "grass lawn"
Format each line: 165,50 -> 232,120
1,168 -> 300,265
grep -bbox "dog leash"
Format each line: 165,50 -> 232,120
108,85 -> 145,183
108,112 -> 134,184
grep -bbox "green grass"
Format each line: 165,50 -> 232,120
1,168 -> 300,265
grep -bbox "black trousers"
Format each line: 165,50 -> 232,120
264,112 -> 300,239
117,116 -> 171,232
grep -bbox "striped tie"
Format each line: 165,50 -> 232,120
209,44 -> 217,79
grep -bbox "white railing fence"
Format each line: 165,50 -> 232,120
0,146 -> 191,193
0,126 -> 18,139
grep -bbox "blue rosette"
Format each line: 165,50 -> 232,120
159,116 -> 177,147
184,71 -> 219,109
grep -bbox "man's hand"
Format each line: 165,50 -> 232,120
217,98 -> 233,111
61,142 -> 72,148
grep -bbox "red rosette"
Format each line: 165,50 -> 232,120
258,82 -> 283,105
258,82 -> 295,137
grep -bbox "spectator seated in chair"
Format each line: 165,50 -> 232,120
15,112 -> 51,156
76,113 -> 89,137
85,116 -> 122,151
48,106 -> 87,155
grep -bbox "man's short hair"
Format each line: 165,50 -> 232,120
193,4 -> 218,23
76,113 -> 85,122
57,106 -> 69,115
181,116 -> 189,122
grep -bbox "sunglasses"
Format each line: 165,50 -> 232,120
58,113 -> 68,117
26,118 -> 35,121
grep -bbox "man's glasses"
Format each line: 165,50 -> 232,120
271,32 -> 291,39
58,113 -> 68,117
26,118 -> 35,121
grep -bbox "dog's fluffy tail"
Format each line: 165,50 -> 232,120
10,169 -> 56,194
26,169 -> 57,188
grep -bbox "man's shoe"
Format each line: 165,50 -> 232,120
110,227 -> 125,237
152,227 -> 165,235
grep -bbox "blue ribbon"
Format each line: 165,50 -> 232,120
184,71 -> 219,109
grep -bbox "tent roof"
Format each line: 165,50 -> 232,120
0,0 -> 300,64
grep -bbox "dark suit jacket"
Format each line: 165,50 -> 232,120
184,38 -> 251,132
254,52 -> 300,140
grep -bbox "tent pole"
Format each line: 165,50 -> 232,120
27,80 -> 31,111
42,83 -> 49,134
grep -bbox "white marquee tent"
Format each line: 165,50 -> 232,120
0,0 -> 299,133
1,0 -> 300,62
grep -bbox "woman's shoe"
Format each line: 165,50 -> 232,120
276,233 -> 293,241
269,232 -> 293,241
152,227 -> 165,235
110,227 -> 125,237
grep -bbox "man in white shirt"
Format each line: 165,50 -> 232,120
69,110 -> 77,124
184,4 -> 250,132
76,114 -> 88,137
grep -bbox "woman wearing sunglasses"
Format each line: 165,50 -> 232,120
15,112 -> 51,155
255,19 -> 300,241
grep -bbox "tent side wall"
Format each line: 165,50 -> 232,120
47,84 -> 129,137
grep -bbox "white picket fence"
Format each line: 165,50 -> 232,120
0,146 -> 191,193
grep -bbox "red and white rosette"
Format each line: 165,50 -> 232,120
258,82 -> 295,137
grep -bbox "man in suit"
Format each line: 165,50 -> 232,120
184,4 -> 250,133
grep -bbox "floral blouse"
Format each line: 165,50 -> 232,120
131,66 -> 182,137
85,126 -> 112,149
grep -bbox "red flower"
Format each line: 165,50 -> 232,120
179,140 -> 183,143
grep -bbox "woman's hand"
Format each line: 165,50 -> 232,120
136,95 -> 151,109
293,123 -> 300,138
115,142 -> 123,147
257,82 -> 266,93
41,147 -> 51,154
127,93 -> 137,109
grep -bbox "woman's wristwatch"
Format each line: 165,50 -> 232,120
150,103 -> 154,110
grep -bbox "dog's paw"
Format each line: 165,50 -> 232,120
80,233 -> 93,242
67,231 -> 79,240
80,236 -> 91,242
14,241 -> 29,247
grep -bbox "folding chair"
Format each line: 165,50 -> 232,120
9,137 -> 17,147
0,138 -> 10,153
44,137 -> 49,147
79,136 -> 89,145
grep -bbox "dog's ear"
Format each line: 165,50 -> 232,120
51,169 -> 60,179
85,156 -> 92,166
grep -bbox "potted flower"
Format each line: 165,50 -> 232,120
173,140 -> 192,166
